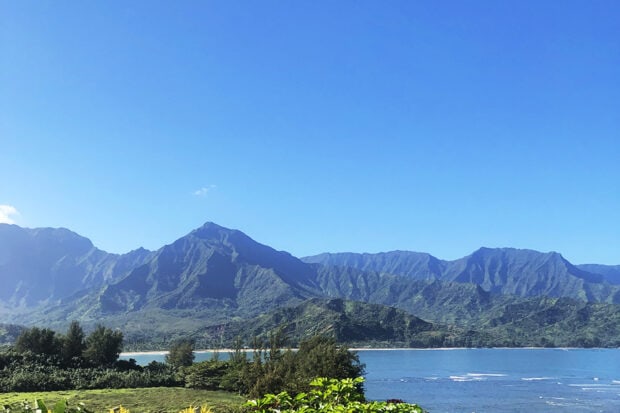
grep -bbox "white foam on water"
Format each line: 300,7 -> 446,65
545,401 -> 571,407
521,377 -> 555,381
450,375 -> 481,382
466,373 -> 507,377
449,372 -> 508,382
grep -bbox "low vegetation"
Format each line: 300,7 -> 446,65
1,323 -> 427,412
1,378 -> 425,413
1,324 -> 364,397
0,322 -> 177,392
0,387 -> 242,413
245,377 -> 425,413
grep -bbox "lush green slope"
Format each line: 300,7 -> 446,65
308,269 -> 620,348
126,295 -> 620,349
481,297 -> 620,347
191,298 -> 489,348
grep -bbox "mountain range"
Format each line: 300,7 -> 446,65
304,248 -> 620,302
1,222 -> 619,348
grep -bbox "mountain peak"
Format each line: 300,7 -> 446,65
185,222 -> 255,250
191,221 -> 237,236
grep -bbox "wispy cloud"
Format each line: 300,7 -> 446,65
0,205 -> 19,224
193,185 -> 217,197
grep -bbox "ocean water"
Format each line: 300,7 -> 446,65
121,348 -> 620,413
361,348 -> 620,413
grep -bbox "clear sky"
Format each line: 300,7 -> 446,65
1,1 -> 618,264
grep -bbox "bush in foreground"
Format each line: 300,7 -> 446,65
244,377 -> 425,413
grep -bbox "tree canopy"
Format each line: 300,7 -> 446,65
83,325 -> 123,367
14,327 -> 60,357
166,338 -> 195,368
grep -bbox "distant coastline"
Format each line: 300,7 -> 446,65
121,346 -> 587,357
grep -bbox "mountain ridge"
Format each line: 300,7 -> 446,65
0,223 -> 153,307
2,221 -> 620,348
302,248 -> 619,303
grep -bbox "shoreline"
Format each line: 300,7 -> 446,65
120,346 -> 597,357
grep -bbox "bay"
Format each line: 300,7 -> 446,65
121,348 -> 620,413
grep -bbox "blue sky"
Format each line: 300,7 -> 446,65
1,1 -> 618,264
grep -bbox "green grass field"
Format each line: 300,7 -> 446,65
0,387 -> 245,413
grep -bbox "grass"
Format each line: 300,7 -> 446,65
0,387 -> 245,413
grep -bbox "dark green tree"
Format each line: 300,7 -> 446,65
61,320 -> 86,366
221,336 -> 249,392
165,338 -> 195,368
184,359 -> 231,390
295,335 -> 365,380
83,325 -> 123,367
14,327 -> 60,356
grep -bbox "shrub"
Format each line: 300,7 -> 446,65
244,377 -> 426,413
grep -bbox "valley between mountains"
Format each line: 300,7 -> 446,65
1,222 -> 619,349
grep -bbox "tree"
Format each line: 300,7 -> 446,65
14,327 -> 60,356
61,321 -> 86,366
295,335 -> 365,382
165,338 -> 195,368
83,325 -> 123,367
184,359 -> 231,390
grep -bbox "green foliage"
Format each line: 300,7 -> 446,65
3,399 -> 93,413
0,352 -> 179,391
0,324 -> 179,392
166,339 -> 195,369
295,336 -> 364,382
1,387 -> 244,413
61,321 -> 86,367
14,327 -> 61,357
244,377 -> 425,413
183,334 -> 364,398
184,360 -> 232,390
84,325 -> 123,367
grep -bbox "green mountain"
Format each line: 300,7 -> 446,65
129,295 -> 620,349
98,222 -> 318,314
303,248 -> 620,303
10,223 -> 322,335
481,297 -> 620,347
2,222 -> 620,348
192,298 -> 489,348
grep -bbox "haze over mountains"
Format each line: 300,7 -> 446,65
1,222 -> 619,348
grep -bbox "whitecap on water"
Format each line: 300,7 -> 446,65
466,373 -> 507,377
521,377 -> 555,381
